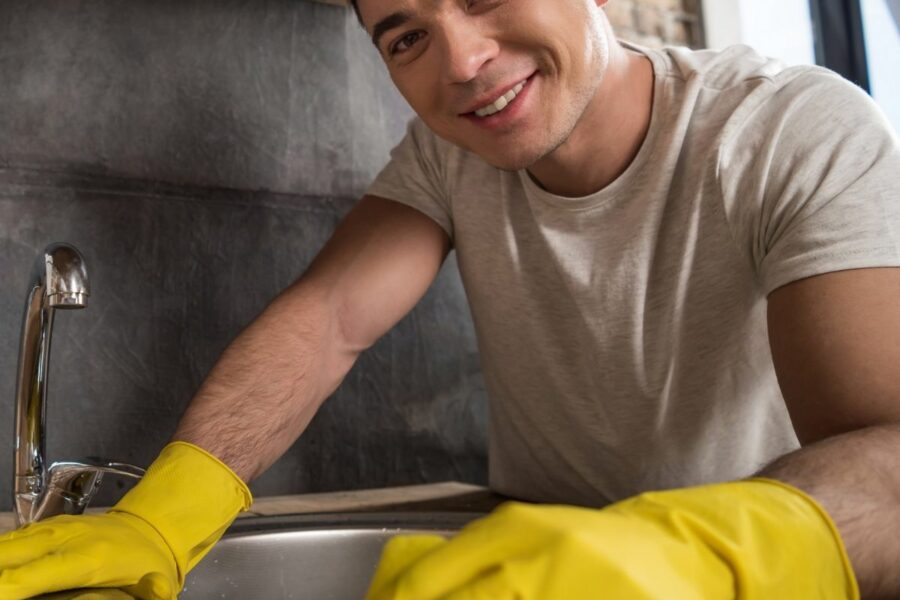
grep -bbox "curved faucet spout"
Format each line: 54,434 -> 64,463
13,243 -> 90,526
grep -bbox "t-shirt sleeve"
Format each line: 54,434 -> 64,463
718,68 -> 900,295
365,117 -> 455,241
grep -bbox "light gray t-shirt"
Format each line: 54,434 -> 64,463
366,43 -> 900,506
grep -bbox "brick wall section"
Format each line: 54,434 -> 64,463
605,0 -> 704,48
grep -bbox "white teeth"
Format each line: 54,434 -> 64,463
474,80 -> 526,118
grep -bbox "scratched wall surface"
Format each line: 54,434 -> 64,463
0,1 -> 487,511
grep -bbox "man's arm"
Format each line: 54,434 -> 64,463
173,194 -> 450,481
762,267 -> 900,599
0,195 -> 451,600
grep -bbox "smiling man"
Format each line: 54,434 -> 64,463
2,0 -> 899,599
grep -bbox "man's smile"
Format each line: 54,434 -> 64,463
473,79 -> 525,116
460,72 -> 537,129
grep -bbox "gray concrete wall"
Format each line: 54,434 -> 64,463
0,0 -> 487,510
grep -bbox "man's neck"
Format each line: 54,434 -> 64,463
527,42 -> 655,198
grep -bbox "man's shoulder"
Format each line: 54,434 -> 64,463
652,43 -> 844,98
652,44 -> 787,90
653,44 -> 875,156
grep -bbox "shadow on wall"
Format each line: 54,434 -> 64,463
0,0 -> 411,196
0,0 -> 486,512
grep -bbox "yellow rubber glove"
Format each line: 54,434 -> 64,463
366,478 -> 859,599
0,442 -> 251,600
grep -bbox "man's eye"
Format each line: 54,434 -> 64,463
390,31 -> 424,55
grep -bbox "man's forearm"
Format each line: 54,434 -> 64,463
758,424 -> 900,599
172,281 -> 359,482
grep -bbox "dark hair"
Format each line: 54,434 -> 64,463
349,0 -> 364,27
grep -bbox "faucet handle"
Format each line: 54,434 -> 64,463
55,457 -> 146,480
27,459 -> 146,524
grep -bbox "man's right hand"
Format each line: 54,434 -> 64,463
0,511 -> 177,600
0,442 -> 251,600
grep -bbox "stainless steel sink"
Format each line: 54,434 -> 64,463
180,512 -> 481,599
33,512 -> 481,600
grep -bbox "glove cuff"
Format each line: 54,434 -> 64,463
748,477 -> 859,596
607,477 -> 860,598
111,442 -> 253,583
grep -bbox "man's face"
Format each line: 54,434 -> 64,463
357,0 -> 611,171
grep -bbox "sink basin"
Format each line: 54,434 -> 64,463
33,512 -> 482,600
180,512 -> 481,599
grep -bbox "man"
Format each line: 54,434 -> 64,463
2,0 -> 898,598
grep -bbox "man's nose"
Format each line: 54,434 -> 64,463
438,22 -> 499,84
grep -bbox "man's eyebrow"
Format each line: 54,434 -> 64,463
371,11 -> 413,50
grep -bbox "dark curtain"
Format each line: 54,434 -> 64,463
808,0 -> 870,91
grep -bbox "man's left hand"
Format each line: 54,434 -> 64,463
366,479 -> 858,599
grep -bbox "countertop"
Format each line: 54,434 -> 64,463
0,481 -> 507,534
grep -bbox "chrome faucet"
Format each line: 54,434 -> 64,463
13,242 -> 144,527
